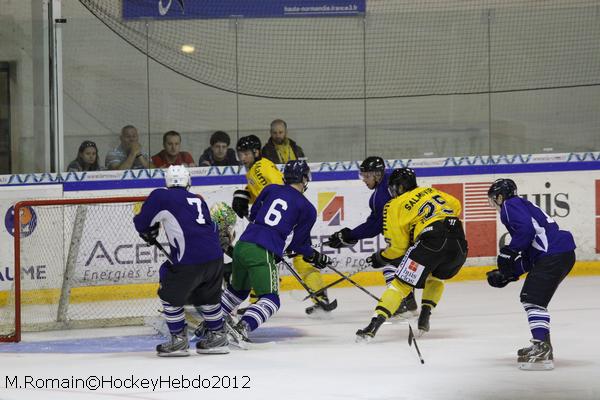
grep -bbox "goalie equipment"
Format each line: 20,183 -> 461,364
303,249 -> 333,270
156,326 -> 189,357
165,165 -> 191,189
388,168 -> 417,197
326,228 -> 358,249
210,201 -> 237,229
232,189 -> 250,218
139,223 -> 160,245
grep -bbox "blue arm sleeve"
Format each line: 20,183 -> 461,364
501,201 -> 536,253
133,190 -> 162,233
287,203 -> 316,258
349,210 -> 382,240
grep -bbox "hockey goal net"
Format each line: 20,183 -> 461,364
0,196 -> 168,342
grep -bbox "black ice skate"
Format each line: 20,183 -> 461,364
518,336 -> 554,371
392,291 -> 418,319
227,320 -> 251,350
305,293 -> 338,317
355,315 -> 386,343
196,329 -> 230,354
417,305 -> 431,337
156,327 -> 189,357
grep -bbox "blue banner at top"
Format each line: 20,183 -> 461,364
123,0 -> 366,20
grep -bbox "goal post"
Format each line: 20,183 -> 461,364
0,196 -> 170,342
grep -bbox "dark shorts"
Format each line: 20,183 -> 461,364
158,257 -> 224,307
395,218 -> 468,289
520,251 -> 575,308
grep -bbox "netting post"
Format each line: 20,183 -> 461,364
57,205 -> 87,324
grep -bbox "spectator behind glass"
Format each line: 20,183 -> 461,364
105,125 -> 153,170
261,119 -> 305,164
67,140 -> 101,172
198,131 -> 240,167
151,130 -> 195,168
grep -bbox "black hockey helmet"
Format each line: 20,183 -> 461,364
359,156 -> 385,173
488,179 -> 517,202
283,160 -> 311,184
388,168 -> 417,197
236,135 -> 261,152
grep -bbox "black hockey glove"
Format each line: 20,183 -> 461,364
139,223 -> 160,245
486,269 -> 519,288
326,228 -> 358,249
366,251 -> 392,269
496,246 -> 522,277
232,189 -> 250,219
303,250 -> 333,270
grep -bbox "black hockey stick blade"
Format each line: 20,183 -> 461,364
408,324 -> 425,365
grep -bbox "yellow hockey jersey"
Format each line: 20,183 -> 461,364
381,186 -> 462,260
245,157 -> 283,202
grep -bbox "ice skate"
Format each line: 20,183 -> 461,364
196,329 -> 230,354
355,315 -> 386,343
518,337 -> 554,371
227,320 -> 251,350
305,294 -> 337,318
156,327 -> 189,357
392,291 -> 418,319
417,305 -> 431,337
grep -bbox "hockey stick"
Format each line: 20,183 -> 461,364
153,240 -> 174,264
408,324 -> 425,364
325,263 -> 381,302
280,258 -> 338,311
302,262 -> 371,301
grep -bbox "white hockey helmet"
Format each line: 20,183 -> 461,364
165,165 -> 191,189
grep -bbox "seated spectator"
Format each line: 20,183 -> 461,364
261,119 -> 305,164
67,140 -> 101,172
151,130 -> 195,168
105,125 -> 153,170
198,130 -> 240,167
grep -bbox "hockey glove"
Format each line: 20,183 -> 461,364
496,246 -> 523,277
232,189 -> 250,219
139,223 -> 160,245
366,251 -> 392,269
303,250 -> 333,270
486,269 -> 519,288
326,228 -> 358,249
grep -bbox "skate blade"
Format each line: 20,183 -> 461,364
196,346 -> 230,355
355,335 -> 373,344
518,360 -> 554,371
417,329 -> 428,338
306,308 -> 334,320
391,310 -> 419,320
157,349 -> 190,357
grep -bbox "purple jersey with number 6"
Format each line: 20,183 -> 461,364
240,184 -> 316,259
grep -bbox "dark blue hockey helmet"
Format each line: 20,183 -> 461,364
283,160 -> 311,190
388,168 -> 417,197
359,156 -> 385,173
488,179 -> 517,205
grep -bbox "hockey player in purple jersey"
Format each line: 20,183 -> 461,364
134,165 -> 228,357
487,178 -> 576,370
325,156 -> 418,317
221,160 -> 333,347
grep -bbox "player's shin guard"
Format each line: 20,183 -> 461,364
523,302 -> 550,341
418,276 -> 444,335
376,279 -> 413,319
161,300 -> 186,334
198,304 -> 224,331
221,284 -> 250,315
240,293 -> 280,332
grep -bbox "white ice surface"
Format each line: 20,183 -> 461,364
1,276 -> 599,400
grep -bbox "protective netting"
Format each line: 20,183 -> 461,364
0,200 -> 163,339
78,0 -> 600,100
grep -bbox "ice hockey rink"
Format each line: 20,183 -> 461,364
1,276 -> 599,400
